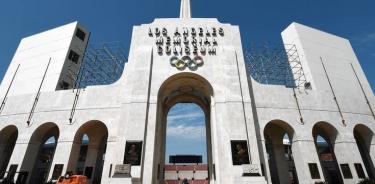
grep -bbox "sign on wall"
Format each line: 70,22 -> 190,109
124,141 -> 142,166
230,140 -> 250,165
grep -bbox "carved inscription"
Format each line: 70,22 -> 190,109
114,164 -> 131,175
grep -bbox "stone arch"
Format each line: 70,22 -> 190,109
263,120 -> 298,184
20,122 -> 59,184
0,125 -> 18,178
312,122 -> 340,147
67,120 -> 108,184
153,72 -> 214,184
353,124 -> 375,179
312,121 -> 343,184
158,72 -> 214,113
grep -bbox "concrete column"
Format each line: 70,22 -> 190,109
292,140 -> 325,184
66,142 -> 81,173
260,139 -> 272,184
244,102 -> 263,168
16,142 -> 40,184
47,140 -> 75,180
6,142 -> 27,170
272,141 -> 289,184
334,141 -> 367,184
100,140 -> 120,184
210,98 -> 220,184
2,141 -> 28,181
85,143 -> 100,182
141,103 -> 157,184
20,143 -> 39,173
370,141 -> 375,177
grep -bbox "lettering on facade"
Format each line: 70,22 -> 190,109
148,26 -> 223,56
149,26 -> 224,70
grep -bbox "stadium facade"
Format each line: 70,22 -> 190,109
0,0 -> 374,183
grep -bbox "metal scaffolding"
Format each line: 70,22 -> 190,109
245,44 -> 307,89
74,42 -> 127,88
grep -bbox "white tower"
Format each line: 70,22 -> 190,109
180,0 -> 191,18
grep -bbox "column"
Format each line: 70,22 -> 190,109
47,139 -> 75,180
292,139 -> 325,184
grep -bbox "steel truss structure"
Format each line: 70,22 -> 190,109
245,44 -> 307,89
74,42 -> 127,88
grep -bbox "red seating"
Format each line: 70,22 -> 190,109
177,165 -> 194,171
164,164 -> 208,171
189,179 -> 209,184
164,180 -> 179,184
164,165 -> 178,171
193,165 -> 208,171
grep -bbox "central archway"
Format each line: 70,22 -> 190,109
154,73 -> 214,184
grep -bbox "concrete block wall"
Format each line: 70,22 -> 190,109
0,21 -> 89,98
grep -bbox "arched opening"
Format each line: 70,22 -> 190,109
312,122 -> 343,184
164,103 -> 208,183
154,73 -> 213,184
264,120 -> 299,184
67,121 -> 108,184
20,122 -> 59,184
0,125 -> 18,178
354,124 -> 375,179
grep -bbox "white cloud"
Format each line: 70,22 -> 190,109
166,103 -> 206,139
354,32 -> 375,44
167,103 -> 205,126
352,32 -> 375,58
167,125 -> 206,139
167,111 -> 204,125
353,32 -> 375,50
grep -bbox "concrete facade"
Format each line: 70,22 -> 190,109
0,1 -> 374,184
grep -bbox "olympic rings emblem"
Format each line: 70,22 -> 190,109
170,56 -> 204,70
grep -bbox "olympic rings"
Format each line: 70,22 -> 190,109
169,56 -> 204,70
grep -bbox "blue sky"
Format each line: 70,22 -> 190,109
166,103 -> 207,163
0,0 -> 374,163
0,0 -> 375,92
